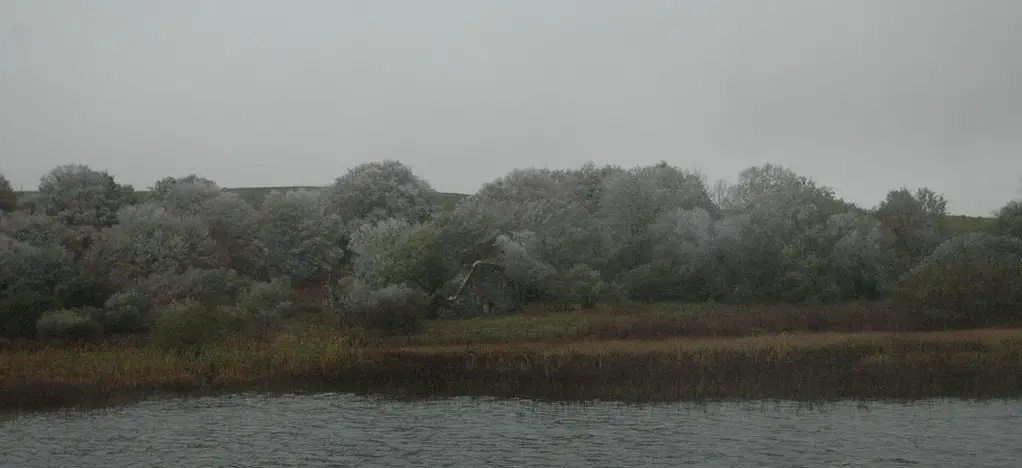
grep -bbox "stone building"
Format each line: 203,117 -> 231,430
445,261 -> 523,318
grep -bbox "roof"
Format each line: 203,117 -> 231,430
447,260 -> 507,300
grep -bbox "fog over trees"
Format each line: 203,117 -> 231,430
1,161 -> 1020,342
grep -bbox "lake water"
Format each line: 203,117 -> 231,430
2,394 -> 1020,467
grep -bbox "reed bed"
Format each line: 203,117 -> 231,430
398,301 -> 914,346
3,327 -> 1022,411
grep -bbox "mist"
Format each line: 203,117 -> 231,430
2,0 -> 1021,215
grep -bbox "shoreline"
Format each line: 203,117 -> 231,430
3,328 -> 1022,412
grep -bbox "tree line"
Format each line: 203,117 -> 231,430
1,161 -> 1021,343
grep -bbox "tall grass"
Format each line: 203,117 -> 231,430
0,331 -> 358,411
397,301 -> 914,346
3,327 -> 1022,411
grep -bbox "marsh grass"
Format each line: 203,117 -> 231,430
3,327 -> 1022,411
399,301 -> 914,346
0,331 -> 359,411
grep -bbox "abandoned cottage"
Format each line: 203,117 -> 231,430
444,261 -> 523,319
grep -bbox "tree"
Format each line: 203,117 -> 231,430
0,211 -> 95,259
895,233 -> 1022,329
450,165 -> 613,276
873,187 -> 948,270
348,217 -> 445,292
0,172 -> 16,213
625,207 -> 717,301
37,164 -> 135,228
83,203 -> 224,290
709,178 -> 731,211
258,189 -> 347,286
822,211 -> 899,300
322,160 -> 437,226
725,164 -> 847,232
150,176 -> 265,277
686,165 -> 850,301
103,268 -> 252,334
148,175 -> 223,211
595,163 -> 716,277
991,200 -> 1022,239
0,234 -> 88,338
494,230 -> 558,302
991,180 -> 1022,239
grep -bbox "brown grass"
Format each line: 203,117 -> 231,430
395,301 -> 915,346
3,327 -> 1022,412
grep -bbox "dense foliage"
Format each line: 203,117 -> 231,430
1,160 -> 1020,345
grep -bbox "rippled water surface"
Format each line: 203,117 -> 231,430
2,394 -> 1021,467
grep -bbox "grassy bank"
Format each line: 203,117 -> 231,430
400,301 -> 914,346
3,327 -> 1022,412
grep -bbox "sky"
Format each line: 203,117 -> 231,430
1,0 -> 1020,216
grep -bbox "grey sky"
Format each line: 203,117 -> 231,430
2,0 -> 1020,215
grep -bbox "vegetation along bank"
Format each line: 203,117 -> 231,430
1,161 -> 1021,409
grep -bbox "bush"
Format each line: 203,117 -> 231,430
0,172 -> 16,213
258,189 -> 347,285
36,307 -> 103,341
559,263 -> 614,309
895,233 -> 1022,329
0,235 -> 91,338
84,203 -> 224,289
0,211 -> 98,259
151,301 -> 250,352
335,278 -> 429,335
323,159 -> 437,225
1,291 -> 61,340
37,164 -> 135,228
101,289 -> 155,335
348,217 -> 444,291
991,200 -> 1022,239
237,278 -> 298,330
101,268 -> 252,334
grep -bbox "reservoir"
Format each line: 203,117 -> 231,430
2,394 -> 1020,467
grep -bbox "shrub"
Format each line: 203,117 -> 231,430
102,289 -> 153,335
0,211 -> 97,258
991,200 -> 1022,239
322,159 -> 437,225
84,203 -> 224,290
0,172 -> 16,213
0,235 -> 89,338
101,268 -> 252,334
258,189 -> 347,285
148,175 -> 223,209
1,291 -> 61,340
151,301 -> 250,352
335,278 -> 429,335
36,307 -> 103,341
559,263 -> 613,309
37,164 -> 135,227
237,278 -> 298,330
348,217 -> 444,291
895,233 -> 1022,329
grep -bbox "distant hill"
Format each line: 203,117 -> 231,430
944,214 -> 995,235
14,187 -> 991,234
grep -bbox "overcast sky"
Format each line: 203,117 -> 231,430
2,0 -> 1020,215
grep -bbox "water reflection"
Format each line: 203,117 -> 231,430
2,394 -> 1020,467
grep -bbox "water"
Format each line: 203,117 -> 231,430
2,394 -> 1021,467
